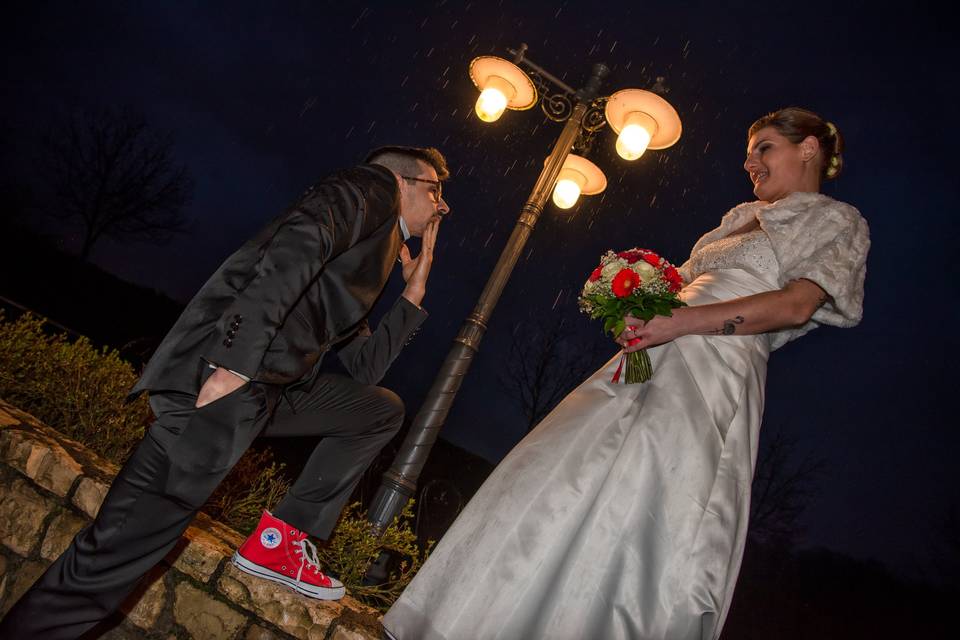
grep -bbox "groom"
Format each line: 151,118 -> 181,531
0,145 -> 451,639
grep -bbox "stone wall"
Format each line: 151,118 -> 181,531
0,399 -> 383,639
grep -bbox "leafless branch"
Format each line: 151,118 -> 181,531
38,106 -> 193,259
500,316 -> 606,431
749,425 -> 825,547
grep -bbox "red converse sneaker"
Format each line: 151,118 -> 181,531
232,511 -> 345,600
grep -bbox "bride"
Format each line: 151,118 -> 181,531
383,107 -> 870,640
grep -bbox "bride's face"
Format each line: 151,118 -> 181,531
743,126 -> 816,203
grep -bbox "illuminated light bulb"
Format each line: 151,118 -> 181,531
475,87 -> 508,122
552,178 -> 582,209
616,123 -> 653,160
615,111 -> 659,161
474,74 -> 515,123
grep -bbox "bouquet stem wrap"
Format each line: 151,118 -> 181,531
612,331 -> 652,383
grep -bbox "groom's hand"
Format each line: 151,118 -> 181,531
196,367 -> 247,408
401,217 -> 440,307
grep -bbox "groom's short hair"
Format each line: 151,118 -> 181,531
365,145 -> 449,181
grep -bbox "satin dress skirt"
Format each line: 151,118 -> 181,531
384,269 -> 773,640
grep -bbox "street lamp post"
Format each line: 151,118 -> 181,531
367,44 -> 681,533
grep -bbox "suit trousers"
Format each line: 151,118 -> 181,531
0,371 -> 404,640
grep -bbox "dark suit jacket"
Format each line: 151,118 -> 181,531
130,163 -> 425,399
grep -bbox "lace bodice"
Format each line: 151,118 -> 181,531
684,228 -> 780,287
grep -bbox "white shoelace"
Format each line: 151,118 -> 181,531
292,537 -> 322,578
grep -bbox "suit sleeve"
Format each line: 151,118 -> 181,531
335,297 -> 428,385
206,165 -> 399,378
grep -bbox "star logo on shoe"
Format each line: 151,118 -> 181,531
260,527 -> 282,549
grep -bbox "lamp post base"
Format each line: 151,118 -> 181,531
368,469 -> 416,534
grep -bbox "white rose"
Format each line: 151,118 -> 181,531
634,261 -> 657,282
601,261 -> 623,281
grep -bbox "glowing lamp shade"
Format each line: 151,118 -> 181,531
605,89 -> 682,160
476,87 -> 508,122
546,154 -> 607,210
615,111 -> 657,160
468,56 -> 537,123
552,172 -> 584,209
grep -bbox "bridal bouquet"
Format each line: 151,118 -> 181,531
578,248 -> 685,383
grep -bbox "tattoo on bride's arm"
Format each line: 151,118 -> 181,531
709,315 -> 745,335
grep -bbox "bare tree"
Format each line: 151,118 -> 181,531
749,425 -> 824,547
40,107 -> 193,260
500,316 -> 607,431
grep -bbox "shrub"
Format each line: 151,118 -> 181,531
0,311 -> 150,460
320,501 -> 432,611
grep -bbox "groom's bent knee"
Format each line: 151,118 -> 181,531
368,386 -> 405,435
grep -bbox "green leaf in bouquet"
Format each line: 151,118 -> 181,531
629,306 -> 655,322
611,319 -> 626,337
650,301 -> 671,316
606,307 -> 624,323
603,316 -> 617,334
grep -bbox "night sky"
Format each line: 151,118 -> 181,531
3,1 -> 957,582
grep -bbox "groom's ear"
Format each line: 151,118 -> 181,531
392,171 -> 411,219
392,171 -> 411,201
390,170 -> 403,188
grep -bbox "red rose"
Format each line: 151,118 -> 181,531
617,250 -> 642,264
588,267 -> 602,282
611,268 -> 640,298
642,252 -> 662,268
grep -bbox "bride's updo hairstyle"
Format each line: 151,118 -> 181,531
748,107 -> 844,181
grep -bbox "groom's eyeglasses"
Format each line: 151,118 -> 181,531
401,176 -> 443,205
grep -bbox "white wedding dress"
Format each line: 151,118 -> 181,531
383,193 -> 869,640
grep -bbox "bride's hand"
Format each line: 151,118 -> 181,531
618,312 -> 687,352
